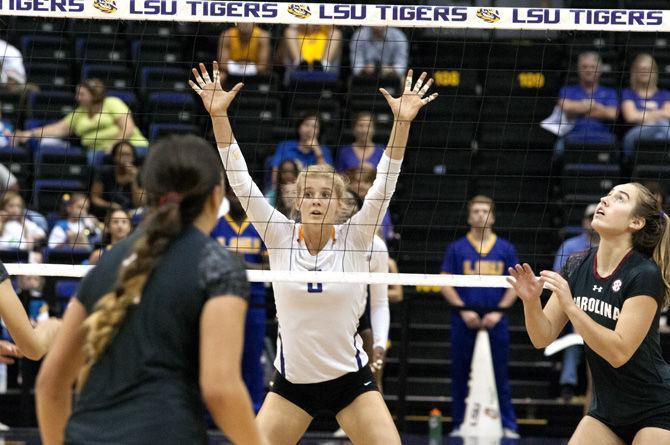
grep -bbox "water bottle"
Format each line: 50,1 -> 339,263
428,408 -> 443,445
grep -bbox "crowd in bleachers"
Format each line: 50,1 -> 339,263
0,16 -> 669,316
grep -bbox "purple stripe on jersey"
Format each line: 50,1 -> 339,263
354,334 -> 363,369
278,331 -> 285,376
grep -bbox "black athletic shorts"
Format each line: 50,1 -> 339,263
270,366 -> 378,417
589,411 -> 670,444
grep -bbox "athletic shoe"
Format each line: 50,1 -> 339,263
503,427 -> 520,439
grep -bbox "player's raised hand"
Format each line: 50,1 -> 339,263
189,61 -> 243,117
507,263 -> 543,304
379,69 -> 438,122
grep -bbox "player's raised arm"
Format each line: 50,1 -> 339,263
379,69 -> 438,161
191,62 -> 290,243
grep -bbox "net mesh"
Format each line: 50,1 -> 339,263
0,3 -> 667,290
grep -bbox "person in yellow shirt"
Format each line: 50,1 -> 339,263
217,23 -> 271,83
13,79 -> 148,165
283,25 -> 342,73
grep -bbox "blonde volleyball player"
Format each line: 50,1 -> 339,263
191,62 -> 436,445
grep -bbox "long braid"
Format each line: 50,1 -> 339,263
78,203 -> 183,391
77,135 -> 223,392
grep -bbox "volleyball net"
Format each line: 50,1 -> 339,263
0,1 -> 668,288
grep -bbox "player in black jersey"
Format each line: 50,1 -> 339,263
35,135 -> 266,445
510,183 -> 670,444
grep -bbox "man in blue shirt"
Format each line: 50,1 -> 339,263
211,188 -> 268,412
441,195 -> 519,438
553,204 -> 598,403
554,52 -> 619,156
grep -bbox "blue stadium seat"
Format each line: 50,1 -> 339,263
145,92 -> 197,125
32,179 -> 85,214
20,35 -> 71,63
55,279 -> 79,300
0,91 -> 24,128
139,67 -> 188,96
75,37 -> 129,66
34,145 -> 89,182
25,61 -> 72,90
26,91 -> 75,121
107,89 -> 139,114
44,248 -> 91,264
131,40 -> 182,69
148,123 -> 199,141
81,64 -> 132,90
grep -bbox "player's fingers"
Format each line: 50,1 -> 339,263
418,78 -> 434,97
404,69 -> 413,92
421,92 -> 438,105
230,82 -> 244,94
522,263 -> 535,277
199,63 -> 212,83
188,80 -> 202,94
379,87 -> 392,101
413,71 -> 427,92
191,68 -> 206,89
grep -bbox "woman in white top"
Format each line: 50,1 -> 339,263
191,62 -> 436,445
0,192 -> 45,251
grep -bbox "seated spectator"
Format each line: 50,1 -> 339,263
270,112 -> 333,185
267,159 -> 299,208
13,79 -> 148,165
350,26 -> 408,80
90,141 -> 144,219
336,111 -> 385,173
554,52 -> 618,157
621,53 -> 670,160
217,23 -> 270,82
553,204 -> 599,403
0,191 -> 45,251
282,25 -> 342,78
88,208 -> 132,265
47,193 -> 102,250
0,38 -> 26,93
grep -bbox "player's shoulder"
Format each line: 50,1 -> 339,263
493,235 -> 515,251
198,237 -> 245,277
626,250 -> 661,277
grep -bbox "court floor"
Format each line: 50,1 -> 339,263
0,429 -> 569,444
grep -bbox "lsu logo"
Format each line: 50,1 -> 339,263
476,8 -> 500,23
94,0 -> 117,14
288,4 -> 311,19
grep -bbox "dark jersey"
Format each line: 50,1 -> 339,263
66,226 -> 249,445
562,248 -> 670,424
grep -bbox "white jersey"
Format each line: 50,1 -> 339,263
219,143 -> 401,384
368,235 -> 390,350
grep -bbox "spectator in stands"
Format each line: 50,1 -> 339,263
0,39 -> 26,93
347,164 -> 395,243
47,193 -> 102,251
350,26 -> 408,80
643,180 -> 666,211
267,159 -> 299,209
282,25 -> 342,79
0,191 -> 45,251
90,141 -> 144,219
217,23 -> 271,82
336,112 -> 385,173
0,112 -> 15,149
440,195 -> 519,439
554,52 -> 618,157
13,79 -> 148,165
88,209 -> 132,266
621,53 -> 670,160
270,112 -> 333,186
553,204 -> 599,403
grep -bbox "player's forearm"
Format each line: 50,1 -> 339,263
523,298 -> 556,348
564,305 -> 628,368
211,115 -> 236,148
384,120 -> 410,160
36,381 -> 71,445
206,380 -> 264,445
